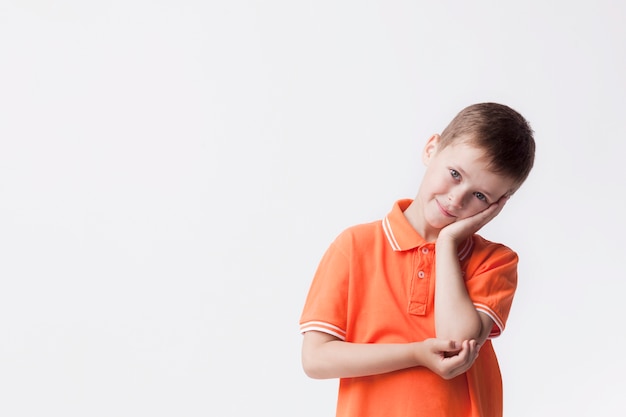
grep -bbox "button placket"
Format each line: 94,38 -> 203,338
408,245 -> 433,315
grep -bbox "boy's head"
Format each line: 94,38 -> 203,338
438,102 -> 535,189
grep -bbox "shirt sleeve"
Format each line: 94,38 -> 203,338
299,236 -> 350,340
464,240 -> 518,338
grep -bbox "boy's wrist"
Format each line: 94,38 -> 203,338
411,341 -> 428,368
435,233 -> 459,249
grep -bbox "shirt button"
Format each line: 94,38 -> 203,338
422,248 -> 429,254
418,271 -> 425,279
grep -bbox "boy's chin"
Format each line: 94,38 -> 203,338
431,219 -> 456,231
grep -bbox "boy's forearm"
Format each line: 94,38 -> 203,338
302,336 -> 421,379
302,331 -> 480,380
434,238 -> 482,341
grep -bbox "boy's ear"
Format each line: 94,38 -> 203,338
422,134 -> 440,166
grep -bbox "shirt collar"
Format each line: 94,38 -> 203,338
382,199 -> 474,260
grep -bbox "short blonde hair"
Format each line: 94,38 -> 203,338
439,102 -> 535,187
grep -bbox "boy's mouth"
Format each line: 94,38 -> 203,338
436,200 -> 456,218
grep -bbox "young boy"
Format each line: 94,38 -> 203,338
299,103 -> 535,417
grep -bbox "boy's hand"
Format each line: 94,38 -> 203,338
439,195 -> 509,243
417,339 -> 480,380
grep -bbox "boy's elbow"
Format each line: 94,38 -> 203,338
302,355 -> 326,379
301,331 -> 338,379
302,346 -> 335,379
437,320 -> 482,342
462,322 -> 483,341
302,363 -> 320,379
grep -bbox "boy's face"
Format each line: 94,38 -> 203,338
417,135 -> 516,236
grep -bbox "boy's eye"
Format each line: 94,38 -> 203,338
449,169 -> 460,179
473,192 -> 487,202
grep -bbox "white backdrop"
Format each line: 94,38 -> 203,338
1,1 -> 625,416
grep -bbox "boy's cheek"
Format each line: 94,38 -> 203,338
458,204 -> 495,220
459,208 -> 485,220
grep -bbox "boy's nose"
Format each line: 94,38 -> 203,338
447,192 -> 464,209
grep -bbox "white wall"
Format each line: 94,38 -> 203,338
1,1 -> 624,416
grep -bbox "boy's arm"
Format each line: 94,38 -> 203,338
434,197 -> 507,342
301,330 -> 480,380
434,237 -> 486,342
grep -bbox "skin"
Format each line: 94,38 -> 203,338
302,134 -> 518,380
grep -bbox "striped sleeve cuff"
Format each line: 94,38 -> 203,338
474,303 -> 505,338
299,321 -> 347,341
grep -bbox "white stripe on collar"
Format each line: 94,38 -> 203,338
382,216 -> 401,251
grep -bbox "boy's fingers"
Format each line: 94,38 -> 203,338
434,339 -> 460,354
444,340 -> 481,378
441,342 -> 470,377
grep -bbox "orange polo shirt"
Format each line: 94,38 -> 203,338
300,199 -> 518,417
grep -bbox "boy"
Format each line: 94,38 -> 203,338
299,103 -> 535,417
